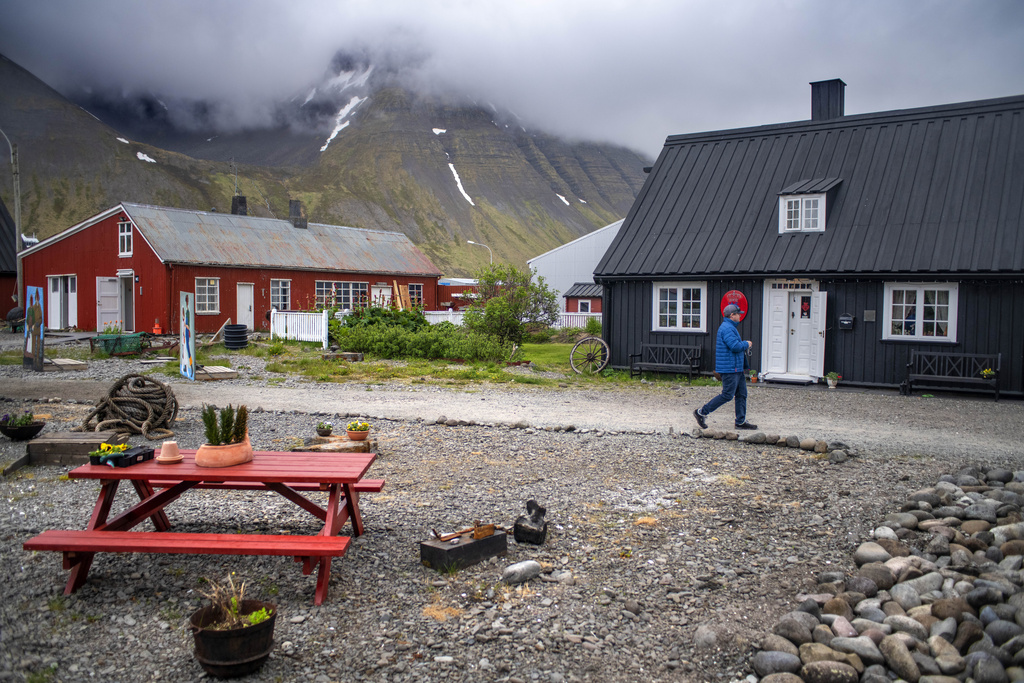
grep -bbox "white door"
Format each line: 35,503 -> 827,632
765,289 -> 788,374
119,275 -> 135,332
47,276 -> 78,330
809,291 -> 827,378
371,285 -> 392,307
237,283 -> 254,330
788,293 -> 816,375
96,277 -> 119,331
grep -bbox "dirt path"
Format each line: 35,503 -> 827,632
3,372 -> 1020,462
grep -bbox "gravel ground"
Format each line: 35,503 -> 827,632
1,339 -> 1022,682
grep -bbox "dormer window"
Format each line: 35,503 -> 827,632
777,178 -> 841,234
118,220 -> 133,256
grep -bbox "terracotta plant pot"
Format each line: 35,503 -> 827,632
0,421 -> 45,441
195,434 -> 253,468
347,430 -> 369,441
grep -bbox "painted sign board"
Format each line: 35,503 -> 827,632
179,292 -> 195,381
24,286 -> 44,371
720,290 -> 748,320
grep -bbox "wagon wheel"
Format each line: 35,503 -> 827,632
570,336 -> 610,375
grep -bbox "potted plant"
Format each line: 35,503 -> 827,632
195,404 -> 253,467
346,420 -> 371,441
316,420 -> 333,437
981,368 -> 996,380
189,573 -> 277,678
825,371 -> 842,389
0,411 -> 45,440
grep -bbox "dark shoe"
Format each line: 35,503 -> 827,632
735,422 -> 758,430
693,410 -> 707,429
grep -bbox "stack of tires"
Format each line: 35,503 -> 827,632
223,324 -> 249,350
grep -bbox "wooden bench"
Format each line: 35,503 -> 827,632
901,350 -> 1001,401
24,530 -> 351,567
630,344 -> 702,381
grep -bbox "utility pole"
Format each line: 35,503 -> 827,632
0,126 -> 21,308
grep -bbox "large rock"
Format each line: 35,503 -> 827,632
879,634 -> 922,681
751,650 -> 803,676
799,660 -> 860,683
854,542 -> 892,566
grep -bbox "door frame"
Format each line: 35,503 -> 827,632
760,279 -> 826,382
96,277 -> 119,332
117,270 -> 135,333
47,275 -> 78,330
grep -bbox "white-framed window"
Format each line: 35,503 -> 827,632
778,194 -> 825,233
271,279 -> 291,311
315,281 -> 368,309
408,283 -> 424,308
195,278 -> 220,314
118,220 -> 133,255
883,283 -> 958,341
652,282 -> 707,332
578,299 -> 591,313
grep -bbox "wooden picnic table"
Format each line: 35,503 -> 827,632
23,450 -> 380,605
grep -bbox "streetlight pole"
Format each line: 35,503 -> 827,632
0,126 -> 21,308
466,240 -> 492,264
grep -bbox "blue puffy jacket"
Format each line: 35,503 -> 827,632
714,318 -> 748,373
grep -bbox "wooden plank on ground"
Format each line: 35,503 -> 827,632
43,358 -> 88,372
194,365 -> 238,381
27,431 -> 129,466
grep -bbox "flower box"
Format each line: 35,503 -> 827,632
93,332 -> 146,354
89,446 -> 155,467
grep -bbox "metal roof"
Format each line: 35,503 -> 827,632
121,203 -> 441,276
563,282 -> 603,298
596,94 -> 1024,279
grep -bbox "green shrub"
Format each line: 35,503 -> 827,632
341,306 -> 428,331
584,317 -> 603,336
329,320 -> 509,362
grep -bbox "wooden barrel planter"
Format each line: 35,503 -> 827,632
223,324 -> 249,350
189,600 -> 277,678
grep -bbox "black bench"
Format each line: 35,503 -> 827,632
901,350 -> 1001,401
630,344 -> 702,381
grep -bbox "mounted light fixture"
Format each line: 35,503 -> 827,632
467,240 -> 492,264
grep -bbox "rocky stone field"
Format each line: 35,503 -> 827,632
0,347 -> 1021,682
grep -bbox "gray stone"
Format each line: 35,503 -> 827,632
879,634 -> 922,681
500,560 -> 541,585
799,660 -> 859,683
751,650 -> 803,677
885,614 -> 929,641
854,542 -> 892,567
890,582 -> 923,610
830,635 -> 885,666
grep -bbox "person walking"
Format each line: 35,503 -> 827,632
693,303 -> 757,430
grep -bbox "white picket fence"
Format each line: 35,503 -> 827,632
269,309 -> 329,349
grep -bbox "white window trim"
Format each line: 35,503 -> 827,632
882,282 -> 959,342
778,194 -> 826,233
118,221 -> 133,256
195,277 -> 220,315
271,279 -> 292,311
651,281 -> 708,333
578,299 -> 591,313
408,282 -> 424,308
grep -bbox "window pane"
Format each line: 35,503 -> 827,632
803,198 -> 819,230
786,200 -> 800,230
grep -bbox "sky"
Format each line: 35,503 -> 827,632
1,0 -> 1023,158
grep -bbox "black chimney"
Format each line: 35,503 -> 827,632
810,79 -> 846,121
289,199 -> 307,229
230,195 -> 247,216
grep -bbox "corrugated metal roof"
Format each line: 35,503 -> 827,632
122,204 -> 441,276
778,178 -> 842,195
596,94 -> 1024,279
563,282 -> 603,298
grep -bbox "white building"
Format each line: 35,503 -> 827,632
527,219 -> 623,312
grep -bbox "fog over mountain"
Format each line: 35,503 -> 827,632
2,0 -> 1023,158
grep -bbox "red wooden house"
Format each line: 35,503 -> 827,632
20,200 -> 443,334
563,283 -> 603,314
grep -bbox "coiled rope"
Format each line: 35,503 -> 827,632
76,374 -> 179,440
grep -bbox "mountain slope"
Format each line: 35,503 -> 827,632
0,54 -> 651,275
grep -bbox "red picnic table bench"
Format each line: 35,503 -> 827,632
23,450 -> 381,605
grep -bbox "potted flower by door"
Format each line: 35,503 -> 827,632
189,573 -> 277,678
195,404 -> 253,467
0,411 -> 45,440
316,421 -> 333,437
346,420 -> 370,441
825,371 -> 842,389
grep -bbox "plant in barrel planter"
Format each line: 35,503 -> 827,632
346,420 -> 370,441
0,411 -> 45,440
195,404 -> 253,467
190,573 -> 277,678
316,420 -> 333,437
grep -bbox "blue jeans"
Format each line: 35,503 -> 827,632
699,372 -> 747,425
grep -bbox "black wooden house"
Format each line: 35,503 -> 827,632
595,80 -> 1024,396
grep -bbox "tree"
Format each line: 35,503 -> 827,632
463,264 -> 559,346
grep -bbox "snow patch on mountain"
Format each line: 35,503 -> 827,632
433,128 -> 446,135
556,194 -> 570,206
137,152 -> 156,163
320,95 -> 367,152
117,137 -> 129,144
448,163 -> 474,206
